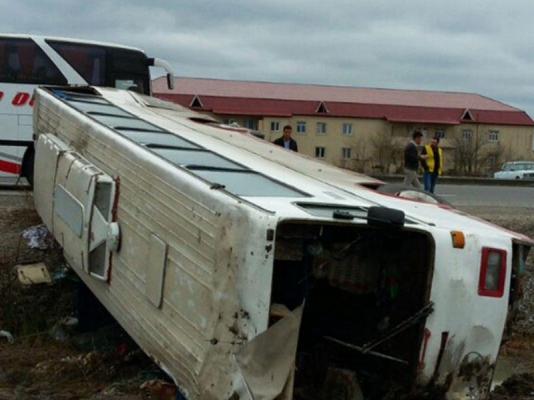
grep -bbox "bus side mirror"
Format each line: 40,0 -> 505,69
367,206 -> 405,229
149,58 -> 175,90
167,73 -> 174,90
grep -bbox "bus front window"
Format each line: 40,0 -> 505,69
108,48 -> 151,94
46,41 -> 151,94
115,78 -> 145,93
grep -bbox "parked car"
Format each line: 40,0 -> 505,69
493,161 -> 534,179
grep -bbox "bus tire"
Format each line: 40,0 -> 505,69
377,183 -> 451,206
20,143 -> 35,188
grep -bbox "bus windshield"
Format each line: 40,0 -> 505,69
46,40 -> 151,94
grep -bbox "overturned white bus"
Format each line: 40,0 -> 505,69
29,84 -> 533,400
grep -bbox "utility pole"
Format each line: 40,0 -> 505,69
475,112 -> 479,174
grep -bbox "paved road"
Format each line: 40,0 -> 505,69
435,183 -> 534,208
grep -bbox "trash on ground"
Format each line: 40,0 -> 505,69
140,379 -> 177,400
51,266 -> 69,281
20,224 -> 52,249
15,262 -> 52,285
0,330 -> 14,344
49,316 -> 79,342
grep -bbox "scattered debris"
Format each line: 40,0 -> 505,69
15,262 -> 52,285
140,379 -> 178,400
0,330 -> 14,344
490,373 -> 534,400
50,266 -> 69,280
49,316 -> 79,342
20,223 -> 52,249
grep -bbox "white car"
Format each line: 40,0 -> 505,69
494,161 -> 534,179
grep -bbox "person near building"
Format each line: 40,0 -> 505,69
402,130 -> 425,187
273,125 -> 298,152
421,136 -> 443,193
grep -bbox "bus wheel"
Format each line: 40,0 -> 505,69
377,183 -> 451,206
20,143 -> 35,188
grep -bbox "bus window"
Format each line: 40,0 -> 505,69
0,38 -> 67,85
46,41 -> 106,86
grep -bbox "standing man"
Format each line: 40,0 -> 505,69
421,136 -> 443,193
273,125 -> 298,152
403,130 -> 424,187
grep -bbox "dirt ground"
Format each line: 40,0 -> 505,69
1,192 -> 534,400
0,191 -> 163,400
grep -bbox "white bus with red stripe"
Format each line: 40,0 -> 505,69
0,33 -> 174,182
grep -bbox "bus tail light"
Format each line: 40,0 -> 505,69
478,247 -> 507,297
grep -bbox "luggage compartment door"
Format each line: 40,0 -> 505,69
33,134 -> 119,281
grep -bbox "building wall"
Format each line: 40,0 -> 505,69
204,113 -> 534,175
264,116 -> 385,168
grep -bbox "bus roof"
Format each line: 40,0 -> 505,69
30,85 -> 534,247
0,33 -> 145,53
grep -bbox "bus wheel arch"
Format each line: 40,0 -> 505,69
377,183 -> 451,206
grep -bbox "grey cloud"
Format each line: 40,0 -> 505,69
2,0 -> 534,117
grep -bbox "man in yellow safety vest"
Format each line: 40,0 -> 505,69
421,137 -> 443,193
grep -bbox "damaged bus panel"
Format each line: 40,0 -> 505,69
30,85 -> 533,400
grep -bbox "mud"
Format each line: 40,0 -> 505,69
490,373 -> 534,400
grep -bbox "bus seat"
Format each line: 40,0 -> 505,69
17,44 -> 36,80
6,52 -> 21,78
32,54 -> 50,78
57,47 -> 94,84
0,44 -> 6,77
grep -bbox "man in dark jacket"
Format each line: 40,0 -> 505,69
402,130 -> 424,187
273,125 -> 298,152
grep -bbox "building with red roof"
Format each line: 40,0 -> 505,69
153,77 -> 534,175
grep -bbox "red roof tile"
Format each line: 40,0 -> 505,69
153,77 -> 534,126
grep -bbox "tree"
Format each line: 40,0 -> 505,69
369,130 -> 403,173
451,130 -> 507,175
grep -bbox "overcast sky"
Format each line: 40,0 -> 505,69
3,0 -> 534,117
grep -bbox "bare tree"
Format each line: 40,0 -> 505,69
483,142 -> 509,175
338,137 -> 369,172
452,130 -> 507,175
369,130 -> 403,173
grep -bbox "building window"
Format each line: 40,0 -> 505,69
435,128 -> 445,139
316,122 -> 327,135
462,129 -> 473,141
296,121 -> 307,134
244,119 -> 258,130
488,130 -> 499,142
270,121 -> 280,132
315,147 -> 326,158
342,147 -> 352,159
223,118 -> 235,125
342,123 -> 353,136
